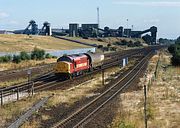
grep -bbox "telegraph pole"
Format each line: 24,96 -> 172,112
144,85 -> 147,128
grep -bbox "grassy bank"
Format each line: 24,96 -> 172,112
0,58 -> 56,71
0,66 -> 122,128
0,34 -> 90,52
109,50 -> 180,128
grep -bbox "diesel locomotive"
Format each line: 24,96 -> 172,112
54,52 -> 104,78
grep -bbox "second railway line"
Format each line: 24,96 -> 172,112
0,46 -> 166,128
52,49 -> 154,128
0,46 -> 163,106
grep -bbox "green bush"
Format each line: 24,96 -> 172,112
97,38 -> 103,42
13,55 -> 21,63
168,37 -> 180,66
107,43 -> 111,47
118,121 -> 135,128
52,56 -> 57,59
0,55 -> 12,63
0,48 -> 55,64
121,40 -> 129,45
127,43 -> 134,47
168,44 -> 175,54
31,48 -> 45,60
45,53 -> 52,59
110,47 -> 117,51
20,51 -> 31,60
171,55 -> 180,66
171,44 -> 180,66
134,41 -> 143,47
98,45 -> 103,48
0,57 -> 2,63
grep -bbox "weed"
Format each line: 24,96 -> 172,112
118,121 -> 135,128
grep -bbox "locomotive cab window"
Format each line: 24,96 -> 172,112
57,56 -> 72,62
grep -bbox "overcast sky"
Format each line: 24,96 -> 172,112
0,0 -> 180,39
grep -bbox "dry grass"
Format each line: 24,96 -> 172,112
0,34 -> 90,52
110,50 -> 180,128
0,78 -> 27,87
97,37 -> 145,44
42,66 -> 123,108
0,58 -> 56,71
0,59 -> 138,128
63,37 -> 146,48
63,36 -> 107,46
0,93 -> 43,128
0,58 -> 56,87
148,53 -> 180,127
20,66 -> 125,128
21,120 -> 41,128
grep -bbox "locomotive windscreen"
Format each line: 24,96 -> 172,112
57,56 -> 72,62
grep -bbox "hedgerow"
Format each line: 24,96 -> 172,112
0,48 -> 56,64
168,36 -> 180,66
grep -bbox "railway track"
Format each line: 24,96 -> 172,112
0,49 -> 138,82
0,63 -> 55,82
27,48 -> 151,91
0,45 -> 162,82
0,50 -> 127,82
52,50 -> 154,128
0,46 -> 162,105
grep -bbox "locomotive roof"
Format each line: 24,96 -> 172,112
67,53 -> 87,61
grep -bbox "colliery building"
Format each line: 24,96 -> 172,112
68,23 -> 157,44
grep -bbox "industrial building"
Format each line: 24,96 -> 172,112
69,23 -> 79,37
81,24 -> 98,30
68,23 -> 157,44
11,20 -> 158,44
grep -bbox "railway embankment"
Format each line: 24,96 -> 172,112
109,50 -> 180,128
0,57 -> 137,128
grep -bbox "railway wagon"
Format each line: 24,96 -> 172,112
85,52 -> 104,69
54,52 -> 104,78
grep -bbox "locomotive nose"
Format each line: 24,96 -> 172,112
54,61 -> 70,73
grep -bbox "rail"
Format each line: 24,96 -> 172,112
0,46 -> 163,105
52,50 -> 154,128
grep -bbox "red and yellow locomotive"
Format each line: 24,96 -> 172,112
54,52 -> 104,78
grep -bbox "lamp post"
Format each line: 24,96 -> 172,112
27,69 -> 31,84
27,69 -> 32,95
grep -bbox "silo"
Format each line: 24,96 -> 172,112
69,23 -> 79,37
118,26 -> 123,37
45,23 -> 52,36
124,29 -> 131,38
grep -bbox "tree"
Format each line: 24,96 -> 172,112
169,37 -> 180,66
168,44 -> 175,54
175,36 -> 180,44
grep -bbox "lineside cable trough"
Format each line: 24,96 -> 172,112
8,96 -> 51,128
